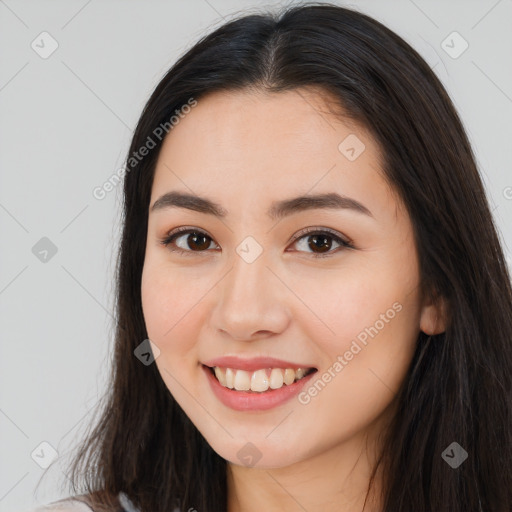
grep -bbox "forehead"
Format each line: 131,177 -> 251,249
159,86 -> 370,161
151,87 -> 399,221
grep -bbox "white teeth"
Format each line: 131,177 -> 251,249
225,368 -> 235,389
233,370 -> 251,391
283,368 -> 295,385
251,369 -> 269,392
269,368 -> 284,389
214,367 -> 227,386
211,366 -> 313,392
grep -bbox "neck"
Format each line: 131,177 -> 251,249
226,422 -> 388,512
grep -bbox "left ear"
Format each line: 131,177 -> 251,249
419,293 -> 448,335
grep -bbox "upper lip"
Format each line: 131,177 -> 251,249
202,356 -> 317,372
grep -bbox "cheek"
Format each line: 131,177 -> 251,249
141,262 -> 205,353
290,265 -> 412,340
141,262 -> 208,404
288,262 -> 420,389
291,280 -> 419,441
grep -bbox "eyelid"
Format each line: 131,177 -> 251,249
289,226 -> 353,247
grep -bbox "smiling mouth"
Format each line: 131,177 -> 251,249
204,365 -> 317,393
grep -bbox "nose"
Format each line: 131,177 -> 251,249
210,248 -> 291,341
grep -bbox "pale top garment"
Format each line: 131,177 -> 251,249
24,499 -> 94,512
21,492 -> 183,512
22,492 -> 166,512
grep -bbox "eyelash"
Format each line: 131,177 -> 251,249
158,226 -> 354,259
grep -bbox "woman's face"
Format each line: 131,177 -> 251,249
141,87 -> 444,469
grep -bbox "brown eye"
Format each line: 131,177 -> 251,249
291,229 -> 352,258
160,228 -> 218,256
180,232 -> 212,251
306,234 -> 334,253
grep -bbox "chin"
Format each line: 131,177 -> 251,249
205,433 -> 306,469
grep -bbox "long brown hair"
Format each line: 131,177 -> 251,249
50,3 -> 512,511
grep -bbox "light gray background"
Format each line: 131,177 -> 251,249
1,0 -> 511,510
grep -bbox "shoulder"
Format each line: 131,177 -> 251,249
25,497 -> 94,512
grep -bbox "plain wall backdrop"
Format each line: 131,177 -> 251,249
1,0 -> 511,510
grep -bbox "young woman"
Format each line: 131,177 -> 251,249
32,3 -> 512,511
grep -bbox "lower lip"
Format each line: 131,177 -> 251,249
202,364 -> 317,411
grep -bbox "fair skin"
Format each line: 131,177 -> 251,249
141,87 -> 446,512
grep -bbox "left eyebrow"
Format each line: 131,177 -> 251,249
150,191 -> 374,220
